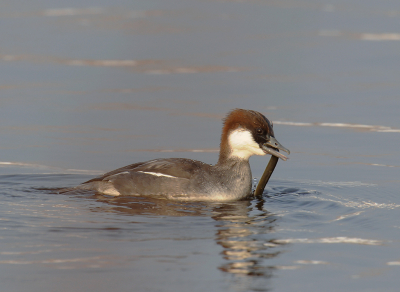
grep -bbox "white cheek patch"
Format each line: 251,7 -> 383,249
138,171 -> 177,178
228,129 -> 266,159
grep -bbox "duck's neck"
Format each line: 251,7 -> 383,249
216,153 -> 250,170
213,128 -> 255,195
217,133 -> 235,165
215,147 -> 252,195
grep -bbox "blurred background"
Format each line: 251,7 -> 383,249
1,1 -> 400,292
1,0 -> 399,183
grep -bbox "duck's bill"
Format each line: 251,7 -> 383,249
261,137 -> 290,161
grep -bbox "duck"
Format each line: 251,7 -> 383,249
70,109 -> 289,201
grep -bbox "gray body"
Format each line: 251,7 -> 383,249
69,109 -> 289,202
79,158 -> 252,201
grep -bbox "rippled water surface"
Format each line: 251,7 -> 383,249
1,0 -> 400,291
1,172 -> 400,292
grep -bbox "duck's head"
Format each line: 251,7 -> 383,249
219,109 -> 290,161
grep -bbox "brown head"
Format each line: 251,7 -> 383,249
218,109 -> 289,163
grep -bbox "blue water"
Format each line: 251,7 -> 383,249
1,172 -> 399,291
1,0 -> 400,291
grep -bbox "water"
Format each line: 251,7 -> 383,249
1,0 -> 400,291
1,174 -> 400,291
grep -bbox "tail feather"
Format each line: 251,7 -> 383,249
58,182 -> 121,196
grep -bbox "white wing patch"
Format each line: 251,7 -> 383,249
138,171 -> 177,178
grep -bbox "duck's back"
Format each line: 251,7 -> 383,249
78,158 -> 213,198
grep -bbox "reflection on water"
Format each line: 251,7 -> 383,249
213,200 -> 280,278
90,193 -> 284,290
1,172 -> 400,292
0,54 -> 249,74
275,121 -> 400,133
91,194 -> 210,217
319,30 -> 400,41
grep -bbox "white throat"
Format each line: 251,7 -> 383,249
227,128 -> 266,160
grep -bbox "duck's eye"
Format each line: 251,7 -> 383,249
256,128 -> 263,135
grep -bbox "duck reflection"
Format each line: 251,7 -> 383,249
212,199 -> 282,279
88,194 -> 210,217
88,194 -> 284,287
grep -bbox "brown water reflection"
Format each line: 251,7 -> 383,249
1,54 -> 250,74
90,194 -> 283,284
